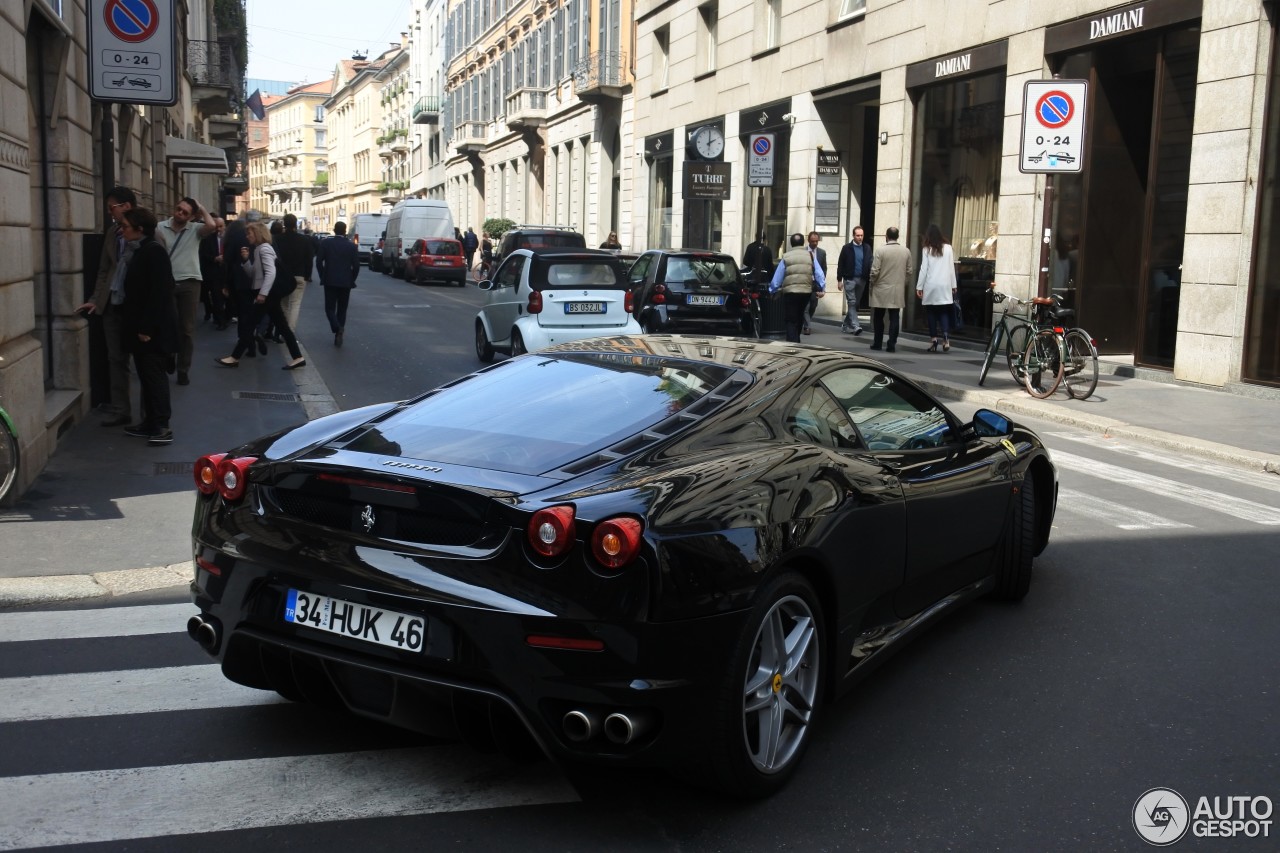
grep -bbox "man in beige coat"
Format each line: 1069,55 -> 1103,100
868,226 -> 913,352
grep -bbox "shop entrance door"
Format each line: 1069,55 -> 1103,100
1054,25 -> 1199,365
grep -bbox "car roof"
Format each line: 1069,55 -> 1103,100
512,248 -> 620,259
540,333 -> 884,376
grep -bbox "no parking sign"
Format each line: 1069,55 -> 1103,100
1020,80 -> 1087,173
87,0 -> 177,105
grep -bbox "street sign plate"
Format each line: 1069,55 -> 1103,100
1019,80 -> 1087,174
748,133 -> 775,188
88,0 -> 177,106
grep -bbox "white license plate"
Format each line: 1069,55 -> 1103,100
284,589 -> 426,652
687,295 -> 726,306
434,259 -> 456,265
565,302 -> 605,314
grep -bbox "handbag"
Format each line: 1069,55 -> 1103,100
953,297 -> 965,331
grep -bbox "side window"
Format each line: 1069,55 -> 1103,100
820,368 -> 953,451
494,256 -> 525,287
629,253 -> 652,282
784,385 -> 862,450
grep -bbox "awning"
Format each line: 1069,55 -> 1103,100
164,136 -> 229,176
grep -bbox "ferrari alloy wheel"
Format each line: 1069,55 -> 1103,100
707,573 -> 823,797
475,320 -> 495,363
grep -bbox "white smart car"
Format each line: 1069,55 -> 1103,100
474,249 -> 641,362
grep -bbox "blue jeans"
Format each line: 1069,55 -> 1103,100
926,304 -> 953,340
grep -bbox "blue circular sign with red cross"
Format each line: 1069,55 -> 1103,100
104,0 -> 159,43
753,136 -> 772,156
1035,91 -> 1075,129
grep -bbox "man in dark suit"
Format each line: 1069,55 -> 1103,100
836,225 -> 871,335
741,230 -> 774,289
804,231 -> 828,335
274,213 -> 314,330
198,217 -> 228,329
316,220 -> 360,347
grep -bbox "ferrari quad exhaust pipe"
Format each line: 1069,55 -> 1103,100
603,711 -> 653,745
187,614 -> 219,651
562,709 -> 599,742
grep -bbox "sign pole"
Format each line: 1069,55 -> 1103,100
1038,176 -> 1054,299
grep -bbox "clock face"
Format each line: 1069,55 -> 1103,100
692,126 -> 724,159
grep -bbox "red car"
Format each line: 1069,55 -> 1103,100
405,238 -> 467,287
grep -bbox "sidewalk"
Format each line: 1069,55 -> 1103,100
1,313 -> 1276,607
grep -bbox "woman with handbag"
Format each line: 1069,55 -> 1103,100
215,222 -> 306,369
915,223 -> 959,352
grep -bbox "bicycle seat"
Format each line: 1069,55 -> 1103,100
1050,307 -> 1076,325
1030,296 -> 1055,305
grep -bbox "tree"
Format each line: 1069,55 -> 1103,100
483,217 -> 516,242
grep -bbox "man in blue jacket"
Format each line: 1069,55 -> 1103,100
316,221 -> 360,347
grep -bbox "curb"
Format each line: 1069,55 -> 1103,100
0,564 -> 191,608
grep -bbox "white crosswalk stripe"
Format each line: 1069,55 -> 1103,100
1051,450 -> 1280,526
1048,432 -> 1280,494
1054,487 -> 1193,530
0,601 -> 582,848
0,746 -> 579,850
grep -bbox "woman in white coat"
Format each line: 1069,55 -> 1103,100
915,223 -> 958,352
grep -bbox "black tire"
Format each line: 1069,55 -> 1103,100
1062,329 -> 1098,400
703,572 -> 823,798
414,269 -> 425,286
642,314 -> 662,335
510,330 -> 526,357
991,476 -> 1036,601
1005,324 -> 1032,383
978,324 -> 1003,386
0,417 -> 19,505
475,320 -> 495,363
1022,329 -> 1063,398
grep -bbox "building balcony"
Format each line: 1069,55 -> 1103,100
378,139 -> 395,159
453,121 -> 487,152
572,50 -> 630,103
391,132 -> 409,153
413,95 -> 441,125
188,39 -> 243,117
505,87 -> 549,130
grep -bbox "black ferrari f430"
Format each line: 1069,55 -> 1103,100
188,335 -> 1057,797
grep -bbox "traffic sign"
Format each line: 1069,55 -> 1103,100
1020,80 -> 1087,174
88,0 -> 176,106
748,133 -> 775,188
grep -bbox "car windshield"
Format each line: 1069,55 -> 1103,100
531,259 -> 626,291
426,241 -> 460,255
665,256 -> 738,287
347,355 -> 737,474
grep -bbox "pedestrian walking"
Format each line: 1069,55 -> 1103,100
600,231 -> 622,250
156,196 -> 217,386
220,216 -> 252,329
836,225 -> 871,335
803,231 -> 827,335
868,226 -> 913,353
478,232 -> 493,279
78,186 -> 138,428
117,207 -> 179,446
198,217 -> 229,329
316,221 -> 360,347
768,233 -> 826,343
741,230 -> 774,287
215,222 -> 283,366
916,223 -> 959,352
274,213 -> 314,331
462,226 -> 480,271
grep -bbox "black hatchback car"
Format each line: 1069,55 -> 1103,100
629,250 -> 763,338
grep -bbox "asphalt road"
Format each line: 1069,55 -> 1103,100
2,272 -> 1277,851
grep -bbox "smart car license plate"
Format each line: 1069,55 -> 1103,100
284,589 -> 426,652
687,295 -> 726,306
565,302 -> 605,314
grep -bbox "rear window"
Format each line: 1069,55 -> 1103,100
349,355 -> 739,474
664,256 -> 739,286
531,258 -> 626,290
426,240 -> 461,255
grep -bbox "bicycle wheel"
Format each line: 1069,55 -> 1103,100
1006,323 -> 1033,382
1062,328 -> 1098,400
0,412 -> 18,505
978,324 -> 1003,386
1021,329 -> 1063,399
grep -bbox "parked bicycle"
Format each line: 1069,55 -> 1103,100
0,403 -> 18,505
978,289 -> 1057,387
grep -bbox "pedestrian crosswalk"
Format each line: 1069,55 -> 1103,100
1046,431 -> 1280,531
0,603 -> 580,850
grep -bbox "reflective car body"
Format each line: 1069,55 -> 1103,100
473,249 -> 641,361
189,335 -> 1056,797
405,238 -> 466,286
630,250 -> 763,338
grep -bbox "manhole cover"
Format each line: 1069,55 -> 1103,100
232,391 -> 301,402
153,462 -> 190,476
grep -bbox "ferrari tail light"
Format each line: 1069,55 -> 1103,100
528,290 -> 544,314
592,517 -> 643,570
625,289 -> 634,313
529,505 -> 575,557
215,456 -> 257,502
194,454 -> 227,495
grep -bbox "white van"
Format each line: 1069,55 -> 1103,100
349,213 -> 386,265
384,200 -> 455,278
